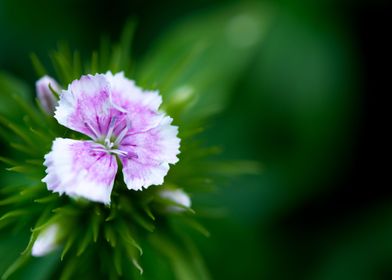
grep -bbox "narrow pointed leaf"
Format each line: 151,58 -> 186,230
77,230 -> 92,256
1,254 -> 30,280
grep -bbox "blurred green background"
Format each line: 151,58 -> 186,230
0,0 -> 389,279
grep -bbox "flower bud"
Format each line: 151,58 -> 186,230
32,224 -> 60,257
159,189 -> 191,212
36,75 -> 60,114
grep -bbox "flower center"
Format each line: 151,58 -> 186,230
87,116 -> 137,159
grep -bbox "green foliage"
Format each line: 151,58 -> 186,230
0,73 -> 31,121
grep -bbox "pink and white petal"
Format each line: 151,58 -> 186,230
105,71 -> 162,111
104,71 -> 164,132
121,159 -> 170,191
119,116 -> 180,191
54,74 -> 124,139
42,138 -> 117,204
120,116 -> 180,164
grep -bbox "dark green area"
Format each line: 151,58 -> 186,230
1,0 -> 386,279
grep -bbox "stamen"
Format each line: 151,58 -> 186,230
109,149 -> 128,157
114,118 -> 132,146
108,149 -> 138,159
104,116 -> 117,147
105,138 -> 114,149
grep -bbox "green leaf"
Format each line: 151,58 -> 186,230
91,212 -> 101,243
0,193 -> 32,206
0,157 -> 18,166
59,257 -> 79,280
61,231 -> 77,261
0,72 -> 30,121
118,197 -> 155,232
142,205 -> 156,221
1,253 -> 30,280
132,211 -> 155,232
9,93 -> 43,126
30,53 -> 48,77
0,116 -> 34,148
109,20 -> 135,74
6,165 -> 36,174
50,44 -> 75,85
154,196 -> 195,214
178,218 -> 210,238
150,234 -> 208,280
19,184 -> 42,196
104,223 -> 117,247
179,234 -> 212,280
34,195 -> 57,204
123,242 -> 143,275
0,209 -> 29,221
21,231 -> 39,256
76,229 -> 92,256
117,221 -> 143,256
113,246 -> 123,276
105,205 -> 117,222
89,51 -> 99,74
131,258 -> 143,275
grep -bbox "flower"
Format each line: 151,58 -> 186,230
32,224 -> 60,257
42,72 -> 180,204
36,75 -> 60,114
159,188 -> 191,212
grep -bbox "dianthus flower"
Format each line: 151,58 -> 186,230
42,72 -> 180,204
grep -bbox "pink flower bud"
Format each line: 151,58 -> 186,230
36,76 -> 60,114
